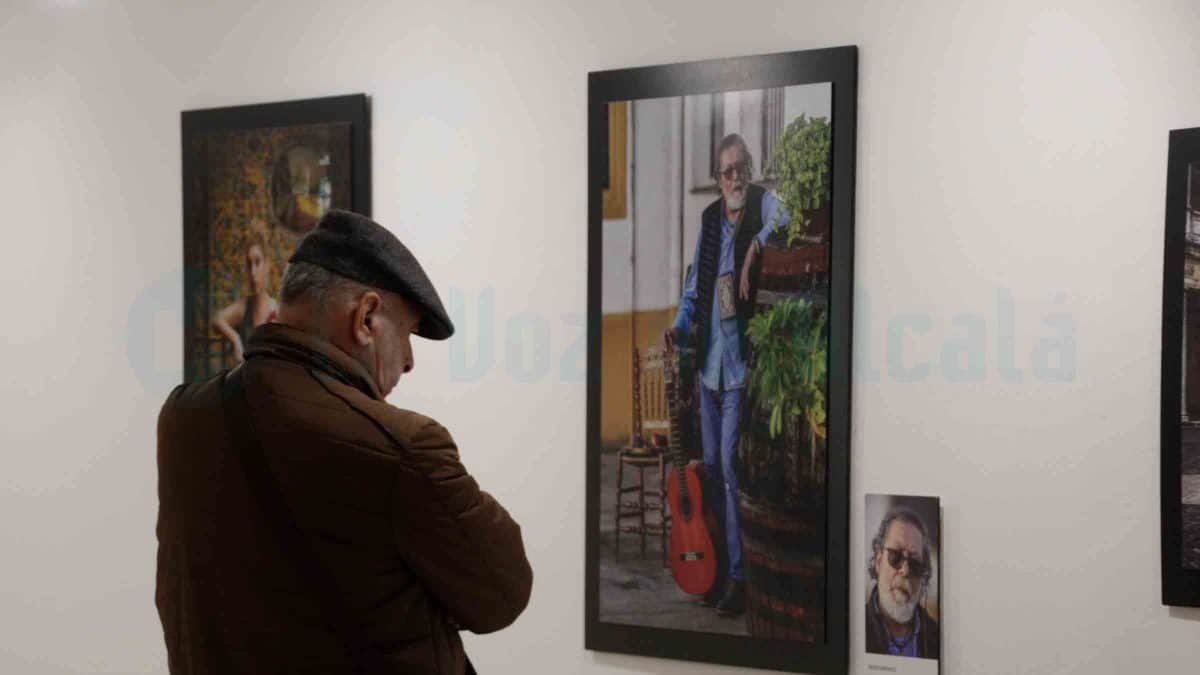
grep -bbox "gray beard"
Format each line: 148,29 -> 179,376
878,583 -> 918,625
724,188 -> 746,211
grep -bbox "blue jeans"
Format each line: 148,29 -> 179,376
700,384 -> 743,582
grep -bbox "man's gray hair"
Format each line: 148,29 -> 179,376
868,506 -> 933,582
279,261 -> 369,316
714,132 -> 753,177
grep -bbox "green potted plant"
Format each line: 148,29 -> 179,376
742,297 -> 827,504
760,114 -> 832,284
769,113 -> 831,243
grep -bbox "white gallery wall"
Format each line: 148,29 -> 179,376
1,0 -> 1198,672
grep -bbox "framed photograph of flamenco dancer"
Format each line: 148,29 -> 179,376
181,94 -> 370,383
1161,126 -> 1200,607
585,47 -> 857,673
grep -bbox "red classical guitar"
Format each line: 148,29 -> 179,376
664,346 -> 718,595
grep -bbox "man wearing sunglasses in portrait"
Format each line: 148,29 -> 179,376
664,133 -> 789,617
866,507 -> 940,659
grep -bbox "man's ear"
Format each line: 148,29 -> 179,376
351,291 -> 382,346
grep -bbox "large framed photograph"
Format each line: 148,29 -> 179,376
1161,126 -> 1200,607
182,94 -> 370,382
585,47 -> 857,673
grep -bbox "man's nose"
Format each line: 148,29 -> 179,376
402,336 -> 414,373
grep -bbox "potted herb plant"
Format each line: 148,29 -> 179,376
743,297 -> 827,497
761,114 -> 832,288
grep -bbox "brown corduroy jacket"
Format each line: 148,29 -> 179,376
155,323 -> 532,674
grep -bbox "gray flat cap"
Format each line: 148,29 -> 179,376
289,209 -> 455,340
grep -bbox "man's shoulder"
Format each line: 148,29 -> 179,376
322,385 -> 467,490
346,390 -> 449,450
702,194 -> 723,219
863,599 -> 888,653
157,374 -> 229,465
287,368 -> 452,457
863,588 -> 882,622
754,183 -> 776,205
918,605 -> 941,657
158,373 -> 223,421
863,587 -> 888,649
919,604 -> 941,635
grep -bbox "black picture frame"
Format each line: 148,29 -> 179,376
1161,126 -> 1200,607
585,47 -> 857,673
181,94 -> 370,382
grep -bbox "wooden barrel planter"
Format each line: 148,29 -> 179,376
737,488 -> 826,642
736,399 -> 827,642
738,237 -> 830,641
758,200 -> 831,296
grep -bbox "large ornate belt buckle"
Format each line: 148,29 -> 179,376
717,273 -> 736,320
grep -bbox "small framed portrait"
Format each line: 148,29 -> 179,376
863,494 -> 941,674
181,94 -> 370,382
585,47 -> 857,673
1161,126 -> 1200,607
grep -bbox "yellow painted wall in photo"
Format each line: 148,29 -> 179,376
599,308 -> 676,447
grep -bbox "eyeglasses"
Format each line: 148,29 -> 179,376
883,547 -> 927,578
717,163 -> 751,181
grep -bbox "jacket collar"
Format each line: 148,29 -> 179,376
243,323 -> 383,400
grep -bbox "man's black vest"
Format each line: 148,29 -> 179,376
693,183 -> 765,364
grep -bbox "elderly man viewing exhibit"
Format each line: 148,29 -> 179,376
155,210 -> 532,675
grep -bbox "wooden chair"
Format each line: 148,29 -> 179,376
615,346 -> 671,566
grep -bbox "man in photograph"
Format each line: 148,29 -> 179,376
665,133 -> 789,617
865,507 -> 940,658
156,210 -> 532,674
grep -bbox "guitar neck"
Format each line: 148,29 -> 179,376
631,348 -> 642,445
665,349 -> 690,500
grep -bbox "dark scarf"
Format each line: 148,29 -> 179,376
692,183 -> 765,361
